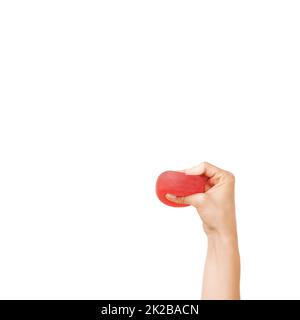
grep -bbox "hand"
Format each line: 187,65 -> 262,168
166,162 -> 240,299
166,162 -> 237,238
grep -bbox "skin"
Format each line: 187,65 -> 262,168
165,162 -> 240,300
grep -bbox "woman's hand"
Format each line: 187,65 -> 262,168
166,162 -> 237,238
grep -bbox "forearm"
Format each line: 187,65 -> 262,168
202,232 -> 240,300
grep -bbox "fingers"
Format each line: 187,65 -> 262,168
184,162 -> 222,178
165,193 -> 206,207
184,162 -> 235,185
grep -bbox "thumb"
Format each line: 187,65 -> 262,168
166,193 -> 206,207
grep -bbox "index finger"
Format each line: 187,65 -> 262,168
184,162 -> 222,178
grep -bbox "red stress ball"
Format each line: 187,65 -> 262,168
156,171 -> 207,207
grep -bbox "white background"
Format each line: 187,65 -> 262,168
0,1 -> 300,300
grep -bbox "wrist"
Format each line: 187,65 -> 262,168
203,212 -> 238,243
207,230 -> 239,250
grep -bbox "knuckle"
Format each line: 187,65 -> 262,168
225,171 -> 235,182
197,193 -> 205,201
192,194 -> 205,208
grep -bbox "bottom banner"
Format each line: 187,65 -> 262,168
0,300 -> 297,319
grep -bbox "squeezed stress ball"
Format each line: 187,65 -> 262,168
156,171 -> 207,207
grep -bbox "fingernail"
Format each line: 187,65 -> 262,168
166,194 -> 177,200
